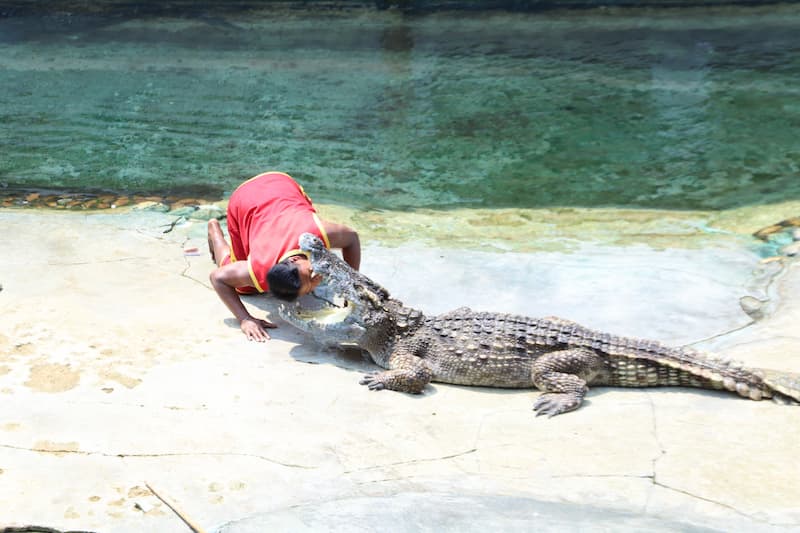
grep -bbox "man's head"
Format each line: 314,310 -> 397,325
267,254 -> 322,301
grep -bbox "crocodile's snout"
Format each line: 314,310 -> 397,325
299,232 -> 326,253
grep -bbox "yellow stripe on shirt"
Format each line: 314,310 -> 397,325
312,213 -> 331,248
247,257 -> 265,293
234,170 -> 295,194
228,239 -> 237,262
278,248 -> 309,263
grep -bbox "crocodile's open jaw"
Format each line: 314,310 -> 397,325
277,233 -> 394,346
293,290 -> 354,325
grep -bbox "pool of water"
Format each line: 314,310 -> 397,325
1,4 -> 799,211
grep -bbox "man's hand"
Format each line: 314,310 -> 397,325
240,317 -> 277,342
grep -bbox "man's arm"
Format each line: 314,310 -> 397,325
323,221 -> 361,270
209,261 -> 276,341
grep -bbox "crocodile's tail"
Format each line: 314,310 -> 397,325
519,316 -> 799,405
757,369 -> 800,405
624,345 -> 800,405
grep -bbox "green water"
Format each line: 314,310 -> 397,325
1,6 -> 799,210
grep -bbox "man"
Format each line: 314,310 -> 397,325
208,171 -> 361,342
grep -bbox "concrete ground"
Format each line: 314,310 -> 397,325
1,209 -> 799,532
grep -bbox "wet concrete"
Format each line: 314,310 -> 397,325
0,209 -> 798,532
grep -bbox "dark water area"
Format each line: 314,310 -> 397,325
1,5 -> 799,211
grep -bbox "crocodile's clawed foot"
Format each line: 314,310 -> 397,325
359,372 -> 386,391
533,392 -> 582,418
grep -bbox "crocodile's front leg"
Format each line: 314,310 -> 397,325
531,347 -> 609,417
359,343 -> 433,394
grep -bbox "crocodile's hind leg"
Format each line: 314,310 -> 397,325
531,347 -> 608,417
359,347 -> 433,394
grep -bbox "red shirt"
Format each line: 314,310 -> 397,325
226,171 -> 329,294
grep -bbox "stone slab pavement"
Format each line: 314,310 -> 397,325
0,210 -> 798,532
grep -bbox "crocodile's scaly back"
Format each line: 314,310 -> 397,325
396,309 -> 799,404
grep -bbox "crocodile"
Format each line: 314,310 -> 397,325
279,233 -> 800,417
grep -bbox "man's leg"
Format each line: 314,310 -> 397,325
207,219 -> 230,266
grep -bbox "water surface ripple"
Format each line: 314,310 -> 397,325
1,6 -> 799,210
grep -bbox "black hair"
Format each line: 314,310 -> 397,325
267,259 -> 301,301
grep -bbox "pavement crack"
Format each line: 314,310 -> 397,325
684,258 -> 788,348
644,393 -> 667,515
343,448 -> 477,474
647,393 -> 667,479
651,479 -> 790,526
642,395 -> 795,527
180,265 -> 213,290
355,477 -> 405,485
700,334 -> 800,353
550,473 -> 653,480
180,237 -> 214,289
683,320 -> 756,347
0,443 -> 314,469
47,257 -> 141,266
